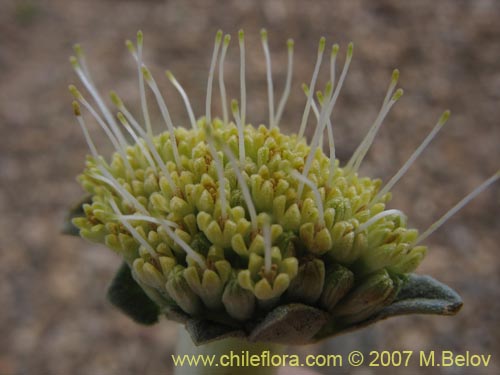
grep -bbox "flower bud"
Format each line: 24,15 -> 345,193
320,263 -> 354,312
222,275 -> 256,321
286,258 -> 325,304
333,269 -> 395,323
165,265 -> 202,315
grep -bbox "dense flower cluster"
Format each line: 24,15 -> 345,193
69,30 -> 498,327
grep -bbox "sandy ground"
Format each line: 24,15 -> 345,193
0,0 -> 499,374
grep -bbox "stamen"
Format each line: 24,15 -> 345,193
222,144 -> 258,232
312,81 -> 332,142
330,44 -> 339,88
69,85 -> 133,174
166,70 -> 197,129
141,66 -> 182,169
205,131 -> 228,220
110,91 -> 176,189
291,170 -> 325,227
91,170 -> 148,214
73,44 -> 93,84
357,209 -> 407,233
72,101 -> 99,160
127,31 -> 154,137
326,110 -> 336,188
274,39 -> 294,128
109,91 -> 169,177
108,198 -> 158,259
298,44 -> 353,198
162,224 -> 207,269
218,34 -> 231,125
263,221 -> 272,274
238,30 -> 246,126
371,111 -> 450,205
302,84 -> 320,120
116,112 -> 157,173
346,69 -> 400,171
70,56 -> 129,151
298,37 -> 326,138
383,68 -> 400,107
117,214 -> 179,229
117,213 -> 206,269
261,29 -> 275,128
316,43 -> 353,142
231,99 -> 245,164
415,170 -> 500,245
349,88 -> 404,173
314,89 -> 325,147
206,30 -> 223,125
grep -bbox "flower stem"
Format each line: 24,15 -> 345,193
174,327 -> 285,375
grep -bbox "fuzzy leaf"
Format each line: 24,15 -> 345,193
315,274 -> 462,340
107,262 -> 160,325
249,303 -> 329,345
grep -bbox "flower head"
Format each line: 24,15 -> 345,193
67,30 -> 499,344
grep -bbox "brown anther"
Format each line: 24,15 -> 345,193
258,263 -> 278,283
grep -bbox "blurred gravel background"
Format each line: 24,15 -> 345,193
1,0 -> 499,374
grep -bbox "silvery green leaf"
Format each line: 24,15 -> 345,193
249,303 -> 329,345
314,274 -> 462,341
107,262 -> 160,325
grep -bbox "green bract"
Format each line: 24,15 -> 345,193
66,29 -> 498,345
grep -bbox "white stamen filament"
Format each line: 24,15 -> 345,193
73,102 -> 99,160
263,222 -> 272,274
304,85 -> 320,120
142,66 -> 182,169
117,214 -> 178,229
415,171 -> 500,245
73,44 -> 93,85
302,85 -> 337,187
206,30 -> 223,125
70,58 -> 129,150
383,69 -> 400,107
326,111 -> 336,188
330,44 -> 339,89
117,213 -> 207,269
69,85 -> 132,173
238,30 -> 246,126
74,114 -> 146,216
112,94 -> 176,189
218,34 -> 231,124
298,37 -> 326,138
222,145 -> 258,232
166,70 -> 197,129
92,170 -> 148,214
108,198 -> 158,259
206,135 -> 228,220
350,88 -> 403,173
127,32 -> 154,138
315,44 -> 353,146
357,209 -> 407,233
274,39 -> 294,128
163,225 -> 207,269
346,69 -> 400,171
231,99 -> 245,164
116,112 -> 157,172
261,29 -> 275,128
291,170 -> 325,227
312,82 -> 332,145
298,44 -> 353,198
371,111 -> 450,206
